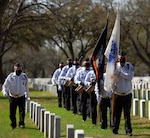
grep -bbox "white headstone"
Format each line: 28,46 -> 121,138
40,108 -> 46,132
75,130 -> 84,138
29,101 -> 34,119
54,116 -> 61,138
67,124 -> 74,138
48,113 -> 55,138
44,111 -> 50,137
140,99 -> 146,118
148,101 -> 150,120
35,104 -> 41,125
133,98 -> 138,116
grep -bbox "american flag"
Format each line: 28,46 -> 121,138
90,18 -> 108,92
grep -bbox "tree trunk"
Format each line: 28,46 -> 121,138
0,57 -> 5,84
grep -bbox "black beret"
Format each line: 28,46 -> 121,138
14,63 -> 22,67
120,51 -> 126,56
74,58 -> 79,61
83,58 -> 90,62
67,58 -> 72,62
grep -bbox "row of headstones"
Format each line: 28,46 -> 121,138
32,82 -> 150,99
31,81 -> 150,100
25,99 -> 86,138
32,83 -> 57,96
133,98 -> 150,120
132,89 -> 150,100
132,81 -> 150,90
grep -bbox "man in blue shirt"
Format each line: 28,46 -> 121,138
2,63 -> 29,130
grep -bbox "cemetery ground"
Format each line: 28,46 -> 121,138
0,90 -> 150,138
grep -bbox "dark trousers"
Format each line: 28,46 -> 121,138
64,86 -> 71,110
81,90 -> 90,121
62,85 -> 66,108
71,86 -> 78,114
100,97 -> 111,129
57,85 -> 62,107
77,93 -> 82,114
9,95 -> 25,127
90,91 -> 97,124
112,93 -> 132,134
86,98 -> 90,117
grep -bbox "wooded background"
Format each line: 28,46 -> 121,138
0,0 -> 150,84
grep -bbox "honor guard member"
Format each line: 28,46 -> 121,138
74,58 -> 92,122
112,52 -> 134,136
84,69 -> 97,125
2,63 -> 29,130
58,58 -> 73,110
65,58 -> 80,114
95,72 -> 112,129
51,62 -> 64,107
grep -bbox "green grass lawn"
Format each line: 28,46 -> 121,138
0,90 -> 150,138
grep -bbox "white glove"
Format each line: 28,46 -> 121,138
115,66 -> 121,75
25,93 -> 30,100
58,85 -> 62,91
52,82 -> 57,86
27,97 -> 30,100
97,95 -> 101,105
3,92 -> 8,97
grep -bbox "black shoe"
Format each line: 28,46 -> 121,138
112,131 -> 118,135
77,111 -> 82,115
101,127 -> 107,129
126,132 -> 132,136
82,120 -> 86,122
11,126 -> 16,130
19,125 -> 25,129
92,121 -> 97,125
72,112 -> 77,115
87,114 -> 90,118
58,104 -> 62,107
92,123 -> 97,126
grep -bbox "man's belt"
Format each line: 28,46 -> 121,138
11,95 -> 19,98
102,97 -> 110,99
115,90 -> 132,96
11,94 -> 25,98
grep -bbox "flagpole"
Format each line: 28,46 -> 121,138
90,14 -> 108,124
104,10 -> 120,128
110,0 -> 121,128
107,9 -> 109,19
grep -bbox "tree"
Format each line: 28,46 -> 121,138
44,0 -> 108,60
94,0 -> 150,75
1,0 -> 110,83
0,0 -> 54,83
121,0 -> 150,75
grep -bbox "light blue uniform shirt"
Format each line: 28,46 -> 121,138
114,62 -> 134,93
65,65 -> 81,81
51,68 -> 62,85
2,72 -> 29,98
84,70 -> 96,86
74,67 -> 92,85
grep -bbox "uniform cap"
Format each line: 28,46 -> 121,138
120,51 -> 126,56
14,63 -> 22,67
83,58 -> 90,62
67,58 -> 72,62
